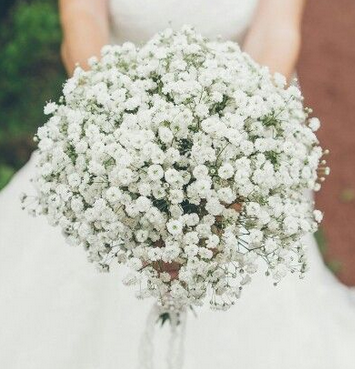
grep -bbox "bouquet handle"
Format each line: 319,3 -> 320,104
138,303 -> 187,369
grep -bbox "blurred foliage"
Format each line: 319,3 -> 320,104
0,0 -> 66,189
0,164 -> 16,189
340,188 -> 355,203
315,228 -> 342,275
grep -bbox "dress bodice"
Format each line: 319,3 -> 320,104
109,0 -> 259,45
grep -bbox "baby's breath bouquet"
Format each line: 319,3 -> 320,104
24,26 -> 328,315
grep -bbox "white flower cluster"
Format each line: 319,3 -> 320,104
25,26 -> 328,311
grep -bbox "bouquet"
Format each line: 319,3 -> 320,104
23,26 -> 328,315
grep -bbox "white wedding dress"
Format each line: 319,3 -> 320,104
1,0 -> 355,368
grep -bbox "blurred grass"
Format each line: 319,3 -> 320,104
0,0 -> 66,189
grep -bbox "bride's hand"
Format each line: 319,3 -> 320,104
215,201 -> 242,227
152,202 -> 241,280
224,202 -> 242,212
150,238 -> 181,280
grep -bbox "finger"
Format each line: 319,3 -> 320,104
229,202 -> 242,212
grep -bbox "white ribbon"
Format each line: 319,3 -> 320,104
138,303 -> 187,369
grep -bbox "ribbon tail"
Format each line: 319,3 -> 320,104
166,308 -> 187,369
138,303 -> 187,369
137,303 -> 159,369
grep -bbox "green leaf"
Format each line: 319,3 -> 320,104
157,312 -> 171,326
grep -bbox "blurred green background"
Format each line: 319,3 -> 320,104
0,0 -> 66,189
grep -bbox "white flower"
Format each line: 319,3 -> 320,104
195,103 -> 209,118
217,187 -> 235,203
246,202 -> 261,216
136,229 -> 149,242
194,179 -> 211,197
71,197 -> 84,213
183,231 -> 199,245
43,102 -> 57,115
158,127 -> 174,143
117,168 -> 134,185
309,117 -> 321,132
136,196 -> 151,212
167,219 -> 183,235
201,117 -> 219,134
249,229 -> 263,247
165,168 -> 182,185
218,163 -> 234,179
205,198 -> 224,216
184,213 -> 200,227
147,247 -> 163,261
273,73 -> 287,88
206,234 -> 219,249
313,210 -> 323,223
105,187 -> 122,203
272,264 -> 288,281
170,283 -> 187,299
193,165 -> 209,179
128,257 -> 143,271
170,205 -> 183,218
198,247 -> 213,259
184,244 -> 199,257
283,216 -> 299,235
162,242 -> 181,262
169,189 -> 184,204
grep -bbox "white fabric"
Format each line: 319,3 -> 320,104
109,0 -> 259,45
1,1 -> 355,368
